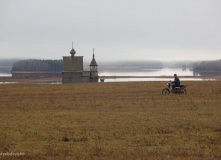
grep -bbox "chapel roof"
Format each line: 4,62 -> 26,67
89,49 -> 98,66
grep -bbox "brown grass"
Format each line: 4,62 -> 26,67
0,81 -> 221,159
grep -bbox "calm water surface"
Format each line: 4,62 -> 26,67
99,68 -> 219,82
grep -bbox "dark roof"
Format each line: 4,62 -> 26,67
89,54 -> 98,66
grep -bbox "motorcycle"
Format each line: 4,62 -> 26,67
162,83 -> 187,95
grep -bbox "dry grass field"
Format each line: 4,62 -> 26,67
0,81 -> 221,160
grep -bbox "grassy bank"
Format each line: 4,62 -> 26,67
0,81 -> 221,159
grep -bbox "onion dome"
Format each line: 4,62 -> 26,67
70,42 -> 76,55
70,48 -> 76,55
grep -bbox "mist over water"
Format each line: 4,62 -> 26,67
99,68 -> 193,77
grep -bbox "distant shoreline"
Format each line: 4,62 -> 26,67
193,70 -> 221,72
10,71 -> 61,74
98,75 -> 221,79
0,76 -> 62,83
0,75 -> 221,83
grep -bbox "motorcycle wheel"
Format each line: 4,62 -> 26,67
162,88 -> 170,95
181,89 -> 187,95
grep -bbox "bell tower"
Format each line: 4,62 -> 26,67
89,48 -> 98,82
89,48 -> 98,71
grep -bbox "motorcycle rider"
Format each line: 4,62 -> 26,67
171,74 -> 180,89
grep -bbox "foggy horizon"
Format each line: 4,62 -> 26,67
1,0 -> 221,62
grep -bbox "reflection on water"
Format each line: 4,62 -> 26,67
102,78 -> 209,83
0,82 -> 17,84
37,81 -> 62,84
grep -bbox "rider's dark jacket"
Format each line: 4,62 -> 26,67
172,77 -> 180,86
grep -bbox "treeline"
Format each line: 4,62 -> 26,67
193,60 -> 221,71
11,59 -> 163,72
12,59 -> 62,71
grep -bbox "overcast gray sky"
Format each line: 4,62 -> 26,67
0,0 -> 221,62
